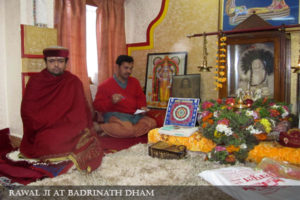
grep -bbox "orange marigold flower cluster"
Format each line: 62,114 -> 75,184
247,142 -> 300,165
226,145 -> 240,153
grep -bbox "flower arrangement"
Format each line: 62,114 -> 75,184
198,97 -> 290,164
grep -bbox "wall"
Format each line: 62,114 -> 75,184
20,0 -> 54,28
128,0 -> 298,113
0,0 -> 9,130
1,0 -> 54,137
125,0 -> 162,44
130,0 -> 220,102
3,0 -> 23,136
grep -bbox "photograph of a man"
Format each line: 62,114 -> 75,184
238,46 -> 274,97
171,74 -> 200,98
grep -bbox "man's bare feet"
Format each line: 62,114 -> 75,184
93,122 -> 106,136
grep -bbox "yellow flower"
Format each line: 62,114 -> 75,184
219,71 -> 225,76
220,48 -> 226,52
220,36 -> 227,41
220,59 -> 226,63
260,118 -> 272,133
217,83 -> 223,88
219,77 -> 227,82
220,54 -> 226,58
214,130 -> 223,138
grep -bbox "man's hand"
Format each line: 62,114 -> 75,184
112,94 -> 124,104
140,106 -> 150,112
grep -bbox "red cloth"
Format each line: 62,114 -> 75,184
20,69 -> 103,172
99,134 -> 147,154
93,77 -> 146,114
146,109 -> 166,127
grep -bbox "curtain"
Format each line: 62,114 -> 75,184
94,0 -> 126,84
54,0 -> 93,111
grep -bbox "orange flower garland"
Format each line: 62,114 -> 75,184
214,36 -> 227,90
247,141 -> 300,165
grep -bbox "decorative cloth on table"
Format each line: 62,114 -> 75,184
148,128 -> 216,152
279,128 -> 300,148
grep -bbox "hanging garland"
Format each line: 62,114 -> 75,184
214,35 -> 227,90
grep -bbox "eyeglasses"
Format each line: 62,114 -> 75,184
47,59 -> 66,64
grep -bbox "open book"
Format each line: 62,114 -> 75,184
158,126 -> 198,137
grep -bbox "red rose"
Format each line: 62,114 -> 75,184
226,98 -> 235,106
244,99 -> 253,107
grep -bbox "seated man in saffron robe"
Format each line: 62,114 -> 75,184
20,46 -> 103,172
93,55 -> 156,138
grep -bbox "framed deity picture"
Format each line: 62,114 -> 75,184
145,52 -> 187,109
221,0 -> 299,31
171,74 -> 201,99
219,31 -> 290,102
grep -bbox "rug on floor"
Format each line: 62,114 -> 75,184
98,134 -> 148,154
29,143 -> 249,186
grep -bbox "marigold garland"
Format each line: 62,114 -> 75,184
247,142 -> 300,165
214,36 -> 227,90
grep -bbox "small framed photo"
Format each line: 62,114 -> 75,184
171,74 -> 200,99
145,52 -> 187,109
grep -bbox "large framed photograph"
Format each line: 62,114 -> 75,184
219,32 -> 289,102
227,42 -> 275,97
221,0 -> 299,31
171,74 -> 200,99
145,52 -> 187,109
